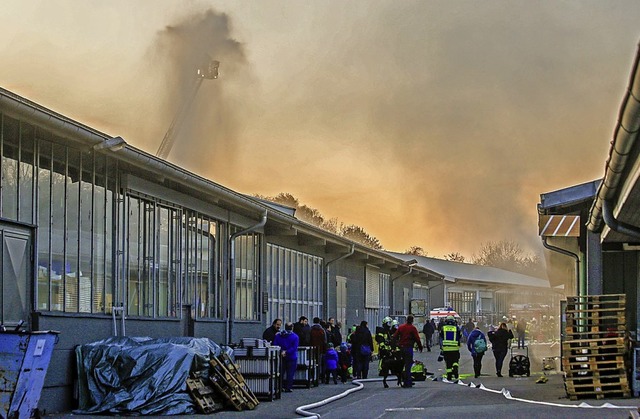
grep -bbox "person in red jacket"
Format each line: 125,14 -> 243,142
393,315 -> 423,388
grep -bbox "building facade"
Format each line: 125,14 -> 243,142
0,87 -> 441,413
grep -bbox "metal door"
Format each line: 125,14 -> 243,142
1,222 -> 32,328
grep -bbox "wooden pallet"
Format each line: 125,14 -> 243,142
210,355 -> 259,410
565,378 -> 631,400
566,294 -> 625,306
186,377 -> 224,414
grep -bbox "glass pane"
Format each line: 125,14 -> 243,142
1,115 -> 19,220
19,122 -> 35,224
37,140 -> 52,310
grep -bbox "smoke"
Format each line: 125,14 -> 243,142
2,1 -> 639,265
149,8 -> 252,178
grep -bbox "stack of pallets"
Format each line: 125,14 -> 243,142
209,353 -> 260,411
233,341 -> 282,401
562,294 -> 631,400
186,351 -> 259,413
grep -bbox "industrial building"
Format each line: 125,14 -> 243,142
538,42 -> 640,338
0,86 -> 448,413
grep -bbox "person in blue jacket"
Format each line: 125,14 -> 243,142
466,326 -> 487,378
324,343 -> 339,384
274,322 -> 299,392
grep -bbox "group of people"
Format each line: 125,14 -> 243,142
262,313 -> 523,392
262,316 -> 363,392
377,315 -> 424,388
436,316 -> 517,380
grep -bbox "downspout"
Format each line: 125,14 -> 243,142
323,244 -> 355,320
227,211 -> 268,344
602,199 -> 640,241
542,237 -> 581,295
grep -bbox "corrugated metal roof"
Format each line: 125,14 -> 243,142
387,252 -> 550,289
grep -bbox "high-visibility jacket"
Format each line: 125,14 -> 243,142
441,324 -> 460,352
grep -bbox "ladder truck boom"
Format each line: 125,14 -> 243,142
155,59 -> 219,159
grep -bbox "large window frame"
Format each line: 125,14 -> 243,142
266,243 -> 323,324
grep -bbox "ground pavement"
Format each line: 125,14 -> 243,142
46,342 -> 639,419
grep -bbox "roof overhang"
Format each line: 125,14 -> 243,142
588,41 -> 640,243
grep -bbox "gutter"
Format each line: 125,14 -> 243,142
602,199 -> 640,240
323,245 -> 355,319
227,211 -> 268,344
588,42 -> 640,232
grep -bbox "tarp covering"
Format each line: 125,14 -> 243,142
74,336 -> 225,415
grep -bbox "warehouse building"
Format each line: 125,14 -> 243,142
0,86 -> 445,413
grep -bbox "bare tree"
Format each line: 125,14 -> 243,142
255,193 -> 383,249
340,224 -> 383,250
405,246 -> 427,256
472,240 -> 545,277
444,252 -> 465,262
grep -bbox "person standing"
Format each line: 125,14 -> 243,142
422,319 -> 435,351
352,320 -> 374,379
488,322 -> 514,377
467,326 -> 487,378
324,343 -> 339,384
326,317 -> 342,347
274,322 -> 299,393
516,318 -> 527,349
440,315 -> 462,381
293,316 -> 311,346
263,318 -> 282,344
310,317 -> 328,381
393,315 -> 424,388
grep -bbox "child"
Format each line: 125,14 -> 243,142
324,342 -> 339,384
338,342 -> 351,383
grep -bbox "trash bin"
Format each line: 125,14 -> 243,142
0,330 -> 59,419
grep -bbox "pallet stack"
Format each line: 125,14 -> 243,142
186,351 -> 259,413
562,294 -> 631,400
233,339 -> 282,401
209,353 -> 260,410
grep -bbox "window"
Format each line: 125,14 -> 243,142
266,243 -> 323,323
233,232 -> 260,320
123,195 -> 221,319
12,122 -> 118,314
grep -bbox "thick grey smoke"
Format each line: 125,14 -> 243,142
149,9 -> 251,176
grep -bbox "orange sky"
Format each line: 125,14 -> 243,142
2,1 -> 640,259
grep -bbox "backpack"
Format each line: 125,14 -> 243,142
474,337 -> 487,353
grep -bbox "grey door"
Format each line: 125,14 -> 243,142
1,222 -> 32,328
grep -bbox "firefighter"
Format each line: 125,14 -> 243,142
440,315 -> 462,381
376,316 -> 395,374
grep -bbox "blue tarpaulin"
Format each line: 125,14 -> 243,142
75,336 -> 225,415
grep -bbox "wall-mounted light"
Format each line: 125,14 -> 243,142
403,259 -> 418,266
93,136 -> 126,152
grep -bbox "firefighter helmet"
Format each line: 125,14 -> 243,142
383,316 -> 392,325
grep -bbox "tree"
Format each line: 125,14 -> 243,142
472,240 -> 545,277
340,224 -> 383,250
444,252 -> 465,262
255,193 -> 383,249
405,246 -> 427,256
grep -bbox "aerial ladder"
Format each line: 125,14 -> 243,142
155,59 -> 220,159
